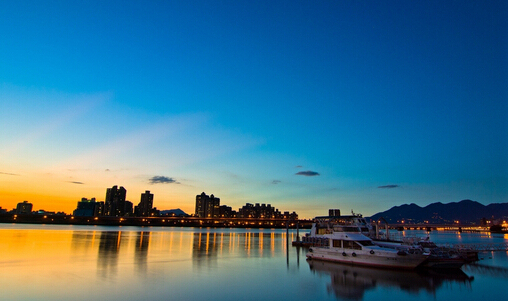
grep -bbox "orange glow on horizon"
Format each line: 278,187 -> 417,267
0,176 -> 195,214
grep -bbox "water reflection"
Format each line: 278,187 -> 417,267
307,259 -> 473,300
134,231 -> 151,274
97,231 -> 123,279
191,231 -> 288,263
66,229 -> 292,273
2,226 -> 507,301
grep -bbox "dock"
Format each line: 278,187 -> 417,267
442,243 -> 508,252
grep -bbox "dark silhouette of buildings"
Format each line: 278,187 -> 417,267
194,193 -> 298,220
104,185 -> 128,216
73,198 -> 104,216
16,201 -> 33,214
195,192 -> 221,217
219,205 -> 234,218
134,190 -> 158,217
71,186 -> 158,217
237,203 -> 298,219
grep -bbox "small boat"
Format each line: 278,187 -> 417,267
305,215 -> 428,269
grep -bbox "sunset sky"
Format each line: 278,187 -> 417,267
1,1 -> 506,218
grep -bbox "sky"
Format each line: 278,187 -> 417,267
0,1 -> 507,218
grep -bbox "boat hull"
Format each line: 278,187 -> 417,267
306,247 -> 427,270
420,257 -> 465,269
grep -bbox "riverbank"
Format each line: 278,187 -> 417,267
0,213 -> 311,228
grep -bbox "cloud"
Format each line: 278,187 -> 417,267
0,172 -> 19,176
295,165 -> 303,168
68,181 -> 84,185
378,185 -> 399,189
272,180 -> 281,184
149,176 -> 179,184
295,171 -> 320,176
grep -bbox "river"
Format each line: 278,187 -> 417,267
1,224 -> 507,301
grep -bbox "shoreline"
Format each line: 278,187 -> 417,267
0,213 -> 312,229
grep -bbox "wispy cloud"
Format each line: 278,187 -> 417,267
0,86 -> 108,160
378,185 -> 399,189
149,176 -> 180,184
0,171 -> 20,176
54,112 -> 263,173
295,171 -> 320,176
68,181 -> 84,185
272,180 -> 281,184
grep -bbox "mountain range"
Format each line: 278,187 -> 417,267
368,200 -> 508,225
160,208 -> 188,217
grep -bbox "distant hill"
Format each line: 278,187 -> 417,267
368,200 -> 508,224
160,208 -> 188,217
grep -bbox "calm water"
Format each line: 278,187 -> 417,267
1,224 -> 507,301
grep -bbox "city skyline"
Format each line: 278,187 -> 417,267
1,1 -> 507,219
2,187 -> 298,219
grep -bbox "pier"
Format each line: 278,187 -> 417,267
442,243 -> 508,252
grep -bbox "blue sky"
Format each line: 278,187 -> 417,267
1,1 -> 507,218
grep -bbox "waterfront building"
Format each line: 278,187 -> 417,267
195,192 -> 220,217
124,200 -> 133,216
16,201 -> 33,214
104,186 -> 127,216
73,198 -> 104,216
284,211 -> 298,220
238,203 -> 284,218
135,190 -> 154,216
219,205 -> 235,218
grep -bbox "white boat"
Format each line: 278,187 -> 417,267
305,214 -> 429,269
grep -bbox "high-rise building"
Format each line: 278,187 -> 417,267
195,192 -> 206,217
104,185 -> 127,216
16,201 -> 33,214
73,197 -> 104,216
195,192 -> 220,217
135,190 -> 154,216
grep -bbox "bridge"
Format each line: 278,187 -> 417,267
0,213 -> 314,228
375,221 -> 490,232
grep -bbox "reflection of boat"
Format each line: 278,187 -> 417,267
305,215 -> 428,269
308,259 -> 473,300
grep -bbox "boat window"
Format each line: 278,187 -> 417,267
333,226 -> 360,232
332,240 -> 342,248
358,240 -> 374,246
317,228 -> 328,235
343,241 -> 362,250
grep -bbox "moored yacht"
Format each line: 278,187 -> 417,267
305,213 -> 429,269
